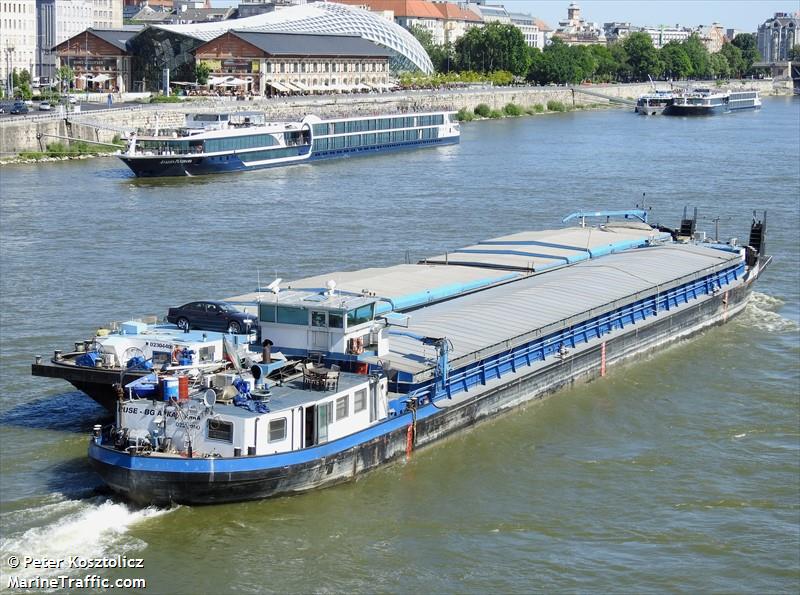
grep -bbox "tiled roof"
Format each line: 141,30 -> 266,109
227,30 -> 393,57
333,0 -> 481,22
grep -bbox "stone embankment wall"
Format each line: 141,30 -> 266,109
0,79 -> 784,157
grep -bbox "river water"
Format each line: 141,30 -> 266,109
0,98 -> 798,593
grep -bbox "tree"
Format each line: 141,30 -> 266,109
195,61 -> 211,85
789,44 -> 800,61
410,25 -> 454,73
683,34 -> 711,78
732,33 -> 761,74
609,42 -> 631,81
589,44 -> 618,82
660,41 -> 693,80
719,42 -> 745,78
57,65 -> 74,93
455,22 -> 530,76
710,52 -> 730,79
622,32 -> 662,80
535,38 -> 584,84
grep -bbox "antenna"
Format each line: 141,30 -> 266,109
257,268 -> 261,303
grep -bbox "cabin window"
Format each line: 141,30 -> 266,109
347,304 -> 374,327
277,307 -> 307,325
336,395 -> 349,420
354,388 -> 367,413
328,312 -> 343,328
152,351 -> 171,366
268,418 -> 287,442
207,419 -> 233,443
198,346 -> 213,362
311,311 -> 327,327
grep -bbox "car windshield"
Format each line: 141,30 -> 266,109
217,303 -> 240,313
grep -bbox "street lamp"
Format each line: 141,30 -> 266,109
5,46 -> 15,98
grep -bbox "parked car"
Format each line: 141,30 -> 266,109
68,95 -> 78,104
10,102 -> 28,115
167,300 -> 257,334
38,101 -> 52,111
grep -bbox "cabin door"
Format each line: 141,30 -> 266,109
316,402 -> 332,444
304,405 -> 316,447
369,380 -> 379,423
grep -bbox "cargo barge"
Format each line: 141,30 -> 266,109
82,210 -> 770,505
33,221 -> 664,411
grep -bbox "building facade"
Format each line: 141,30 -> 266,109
757,11 -> 799,62
334,0 -> 481,47
36,0 -> 95,80
553,2 -> 604,45
53,26 -> 138,91
641,25 -> 692,49
1,0 -> 38,95
697,22 -> 725,53
91,0 -> 121,28
194,30 -> 391,95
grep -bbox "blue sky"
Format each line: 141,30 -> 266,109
211,1 -> 797,33
513,0 -> 795,33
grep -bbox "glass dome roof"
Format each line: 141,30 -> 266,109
155,1 -> 433,73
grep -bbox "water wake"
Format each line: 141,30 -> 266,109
737,292 -> 798,334
0,494 -> 172,585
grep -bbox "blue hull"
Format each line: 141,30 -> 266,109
121,136 -> 459,178
663,104 -> 760,116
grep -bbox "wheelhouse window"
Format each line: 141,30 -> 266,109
268,418 -> 287,442
328,311 -> 343,328
311,311 -> 327,327
336,395 -> 349,420
207,419 -> 233,443
347,304 -> 374,327
260,305 -> 307,325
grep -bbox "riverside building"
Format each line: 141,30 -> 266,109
757,11 -> 799,62
193,31 -> 392,96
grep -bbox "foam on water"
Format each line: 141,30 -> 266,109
0,494 -> 172,585
737,292 -> 798,333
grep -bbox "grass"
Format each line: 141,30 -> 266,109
546,100 -> 567,112
503,103 -> 524,116
488,109 -> 503,119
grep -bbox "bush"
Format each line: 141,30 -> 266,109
533,103 -> 545,113
474,103 -> 491,117
546,100 -> 566,112
149,94 -> 182,104
455,107 -> 474,122
19,151 -> 45,159
503,103 -> 523,116
488,109 -> 503,119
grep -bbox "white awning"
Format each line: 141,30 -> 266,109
292,81 -> 309,91
91,74 -> 111,83
267,81 -> 291,93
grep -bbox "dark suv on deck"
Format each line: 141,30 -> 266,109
167,300 -> 257,334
